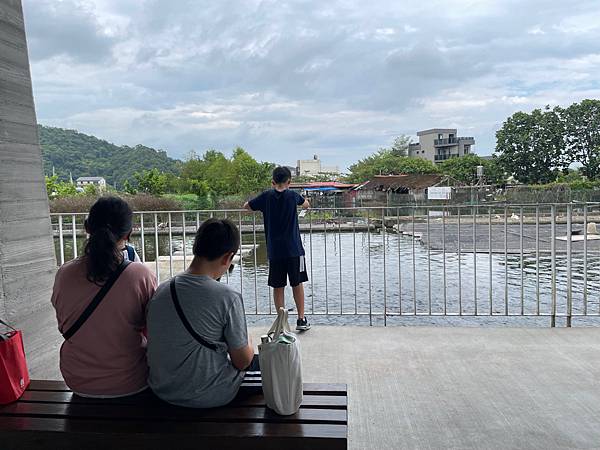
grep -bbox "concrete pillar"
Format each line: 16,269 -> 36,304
0,0 -> 60,378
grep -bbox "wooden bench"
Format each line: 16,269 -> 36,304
0,374 -> 347,450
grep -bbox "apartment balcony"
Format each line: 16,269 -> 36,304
434,136 -> 475,146
434,153 -> 460,162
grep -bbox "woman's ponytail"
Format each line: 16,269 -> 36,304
84,197 -> 133,283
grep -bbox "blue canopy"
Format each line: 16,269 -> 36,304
305,187 -> 338,191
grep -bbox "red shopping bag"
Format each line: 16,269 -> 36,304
0,319 -> 30,404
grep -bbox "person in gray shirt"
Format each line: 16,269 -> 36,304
147,218 -> 255,408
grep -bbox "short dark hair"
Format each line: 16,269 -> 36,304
192,218 -> 240,261
272,166 -> 292,184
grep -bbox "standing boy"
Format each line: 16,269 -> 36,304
244,166 -> 311,331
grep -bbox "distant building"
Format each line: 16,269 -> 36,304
355,174 -> 461,202
76,177 -> 107,191
297,155 -> 340,177
408,129 -> 475,164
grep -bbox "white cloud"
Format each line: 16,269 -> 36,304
554,11 -> 600,35
23,0 -> 600,169
527,26 -> 545,35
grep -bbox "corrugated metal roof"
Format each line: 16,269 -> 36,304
290,182 -> 358,189
359,174 -> 448,192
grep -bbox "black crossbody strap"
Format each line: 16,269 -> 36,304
0,318 -> 17,332
170,276 -> 217,351
62,260 -> 132,341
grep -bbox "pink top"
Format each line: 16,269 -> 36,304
51,257 -> 157,396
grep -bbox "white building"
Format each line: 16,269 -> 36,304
297,155 -> 339,177
76,176 -> 107,191
408,129 -> 475,164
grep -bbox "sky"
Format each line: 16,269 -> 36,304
23,0 -> 600,171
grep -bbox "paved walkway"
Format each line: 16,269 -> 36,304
37,326 -> 600,449
247,326 -> 600,450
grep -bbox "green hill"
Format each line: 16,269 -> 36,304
38,125 -> 180,187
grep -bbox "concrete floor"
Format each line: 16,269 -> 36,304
38,326 -> 600,449
246,326 -> 600,450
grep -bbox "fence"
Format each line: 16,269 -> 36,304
50,203 -> 600,326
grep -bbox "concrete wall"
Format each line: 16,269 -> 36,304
0,0 -> 60,378
298,158 -> 322,176
418,132 -> 438,162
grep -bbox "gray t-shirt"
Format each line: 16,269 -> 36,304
147,273 -> 248,408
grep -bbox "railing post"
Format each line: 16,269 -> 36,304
566,203 -> 572,328
380,208 -> 387,325
551,205 -> 556,328
58,214 -> 64,265
367,208 -> 372,326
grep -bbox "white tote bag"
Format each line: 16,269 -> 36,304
258,308 -> 303,415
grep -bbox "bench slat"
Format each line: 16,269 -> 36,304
0,418 -> 347,450
17,390 -> 347,409
27,380 -> 348,395
3,381 -> 347,449
0,416 -> 347,438
0,402 -> 347,425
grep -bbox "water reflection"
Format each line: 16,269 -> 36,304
55,231 -> 599,319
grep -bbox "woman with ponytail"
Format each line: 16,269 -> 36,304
51,197 -> 157,397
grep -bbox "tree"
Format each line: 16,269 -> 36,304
187,179 -> 211,197
438,154 -> 505,185
390,135 -> 411,157
123,179 -> 137,195
180,150 -> 232,196
179,148 -> 273,196
495,107 -> 566,184
45,175 -> 77,198
133,168 -> 168,195
346,149 -> 439,182
563,99 -> 600,179
229,148 -> 274,194
83,184 -> 98,196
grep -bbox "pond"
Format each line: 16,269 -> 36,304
54,229 -> 600,325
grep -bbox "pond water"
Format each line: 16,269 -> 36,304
55,230 -> 600,325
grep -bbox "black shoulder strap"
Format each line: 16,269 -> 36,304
169,276 -> 217,351
62,260 -> 132,341
0,318 -> 16,332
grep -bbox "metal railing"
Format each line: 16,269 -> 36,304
434,137 -> 475,146
50,203 -> 600,326
434,154 -> 459,161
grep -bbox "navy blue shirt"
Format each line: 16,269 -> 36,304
248,189 -> 305,260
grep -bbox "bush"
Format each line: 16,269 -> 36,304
49,193 -> 182,213
126,194 -> 181,211
49,195 -> 99,213
163,193 -> 215,210
215,194 -> 247,210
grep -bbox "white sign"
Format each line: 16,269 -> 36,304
427,186 -> 452,200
